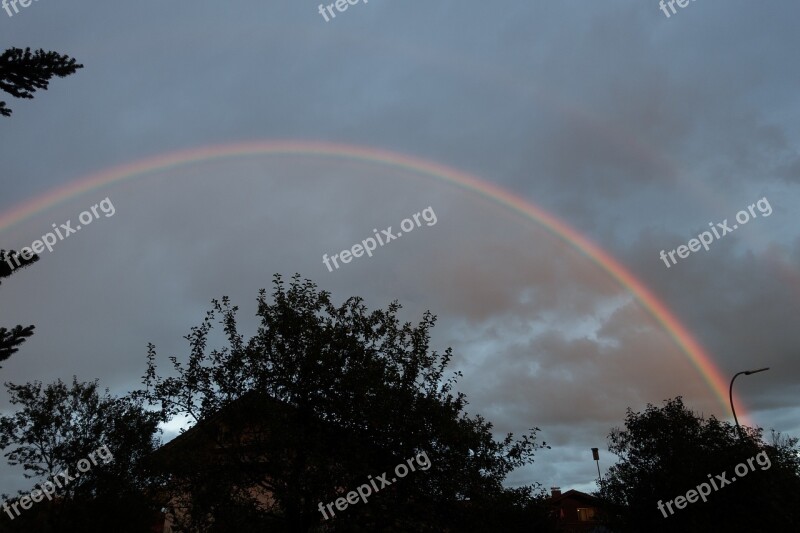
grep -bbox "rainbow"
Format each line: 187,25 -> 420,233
0,140 -> 750,424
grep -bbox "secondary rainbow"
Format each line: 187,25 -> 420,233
0,140 -> 750,424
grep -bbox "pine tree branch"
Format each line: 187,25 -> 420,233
0,47 -> 83,117
0,325 -> 35,366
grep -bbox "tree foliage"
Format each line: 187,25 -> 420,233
0,377 -> 163,532
0,48 -> 83,117
0,250 -> 39,368
141,274 -> 551,532
597,397 -> 800,532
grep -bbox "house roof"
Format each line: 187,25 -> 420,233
148,390 -> 295,462
146,389 -> 398,471
549,489 -> 602,505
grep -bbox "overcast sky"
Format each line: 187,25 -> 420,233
1,1 -> 799,496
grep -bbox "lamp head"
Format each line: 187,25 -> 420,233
744,367 -> 770,375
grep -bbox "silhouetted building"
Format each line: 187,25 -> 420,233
549,487 -> 609,533
146,391 -> 402,531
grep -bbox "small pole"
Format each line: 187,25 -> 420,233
729,367 -> 769,440
591,448 -> 601,479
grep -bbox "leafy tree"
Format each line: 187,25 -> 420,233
0,249 -> 38,368
597,396 -> 800,532
0,377 -> 164,532
0,48 -> 83,117
140,274 -> 552,532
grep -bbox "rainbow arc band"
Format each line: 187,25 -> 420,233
0,140 -> 750,424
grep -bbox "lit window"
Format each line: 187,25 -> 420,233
577,507 -> 596,521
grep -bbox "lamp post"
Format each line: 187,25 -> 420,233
591,448 -> 601,480
729,367 -> 769,440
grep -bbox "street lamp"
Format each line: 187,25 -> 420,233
729,367 -> 769,440
591,448 -> 601,479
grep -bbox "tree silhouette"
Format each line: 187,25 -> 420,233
141,274 -> 554,532
0,249 -> 39,368
0,47 -> 83,117
597,396 -> 800,532
1,45 -> 82,362
0,377 -> 164,532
